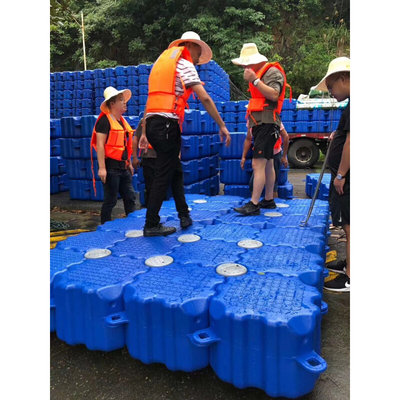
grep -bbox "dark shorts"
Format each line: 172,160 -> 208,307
252,123 -> 280,160
329,173 -> 350,226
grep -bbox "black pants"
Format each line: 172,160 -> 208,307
329,172 -> 350,226
101,168 -> 135,224
141,158 -> 156,207
145,116 -> 189,227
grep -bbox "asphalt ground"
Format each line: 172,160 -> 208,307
50,163 -> 350,400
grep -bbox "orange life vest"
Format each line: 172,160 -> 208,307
90,112 -> 134,194
274,136 -> 282,152
146,46 -> 197,127
246,62 -> 292,125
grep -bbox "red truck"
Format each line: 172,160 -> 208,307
283,90 -> 348,168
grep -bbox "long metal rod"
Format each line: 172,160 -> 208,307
81,11 -> 87,71
301,138 -> 333,226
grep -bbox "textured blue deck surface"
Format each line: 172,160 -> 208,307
50,195 -> 330,398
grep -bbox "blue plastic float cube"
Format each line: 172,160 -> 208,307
205,272 -> 326,398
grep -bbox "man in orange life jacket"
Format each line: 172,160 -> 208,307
139,31 -> 231,237
91,87 -> 136,224
232,43 -> 289,215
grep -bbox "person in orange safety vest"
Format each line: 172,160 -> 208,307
91,86 -> 136,224
232,43 -> 291,216
138,31 -> 231,237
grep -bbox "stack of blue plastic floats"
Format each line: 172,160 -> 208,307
50,194 -> 330,398
282,102 -> 342,133
50,61 -> 230,119
305,173 -> 331,201
50,119 -> 69,194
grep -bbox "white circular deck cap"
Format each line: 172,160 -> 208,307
193,199 -> 207,204
145,255 -> 174,267
264,212 -> 283,217
237,239 -> 263,249
216,263 -> 247,277
84,248 -> 111,259
178,234 -> 201,243
125,230 -> 143,238
276,203 -> 289,208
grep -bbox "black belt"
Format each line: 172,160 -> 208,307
147,115 -> 179,124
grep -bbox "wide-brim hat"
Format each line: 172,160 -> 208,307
231,43 -> 268,66
168,31 -> 212,65
100,86 -> 131,113
315,57 -> 350,92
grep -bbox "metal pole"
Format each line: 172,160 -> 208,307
81,11 -> 87,71
300,137 -> 333,227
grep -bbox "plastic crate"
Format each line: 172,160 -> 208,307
182,110 -> 201,134
305,173 -> 331,201
181,159 -> 200,184
219,132 -> 249,159
112,263 -> 224,371
181,135 -> 200,160
206,272 -> 326,398
60,138 -> 92,159
219,159 -> 252,185
65,159 -> 98,180
50,119 -> 62,139
277,182 -> 294,199
50,156 -> 65,176
223,185 -> 251,198
50,139 -> 61,156
53,255 -> 149,350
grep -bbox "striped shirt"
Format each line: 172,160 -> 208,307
146,58 -> 201,120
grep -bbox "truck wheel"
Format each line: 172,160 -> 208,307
288,139 -> 320,168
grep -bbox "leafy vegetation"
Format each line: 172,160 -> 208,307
50,0 -> 349,97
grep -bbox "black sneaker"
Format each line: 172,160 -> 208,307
259,199 -> 277,209
180,216 -> 193,229
143,223 -> 177,237
234,201 -> 260,216
326,259 -> 347,274
324,274 -> 350,292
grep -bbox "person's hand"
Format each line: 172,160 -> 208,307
329,130 -> 336,141
138,134 -> 149,152
334,177 -> 345,195
240,157 -> 246,170
244,67 -> 257,82
281,155 -> 288,168
219,126 -> 231,147
128,163 -> 134,175
132,157 -> 140,170
98,167 -> 107,184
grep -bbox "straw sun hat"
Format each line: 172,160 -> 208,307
168,31 -> 212,65
315,57 -> 350,92
100,86 -> 131,113
231,43 -> 268,66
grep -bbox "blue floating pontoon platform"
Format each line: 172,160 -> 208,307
50,195 -> 330,398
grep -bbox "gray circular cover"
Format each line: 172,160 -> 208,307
125,230 -> 143,238
237,239 -> 263,249
145,255 -> 174,267
216,263 -> 248,277
178,234 -> 201,243
264,211 -> 283,217
84,248 -> 112,259
276,203 -> 289,208
193,199 -> 207,204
